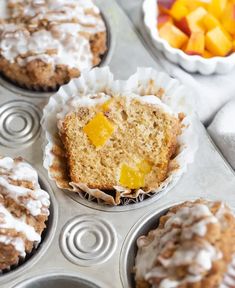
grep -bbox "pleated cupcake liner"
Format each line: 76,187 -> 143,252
42,66 -> 198,205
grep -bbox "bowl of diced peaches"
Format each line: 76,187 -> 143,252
143,0 -> 235,74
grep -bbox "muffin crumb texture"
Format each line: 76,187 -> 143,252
0,156 -> 50,271
58,94 -> 181,193
0,0 -> 107,90
135,199 -> 235,288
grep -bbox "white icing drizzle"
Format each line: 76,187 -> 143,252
0,0 -> 106,69
135,202 -> 230,288
0,235 -> 25,257
0,157 -> 50,217
0,202 -> 41,256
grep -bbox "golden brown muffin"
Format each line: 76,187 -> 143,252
135,199 -> 235,288
57,94 -> 181,192
0,0 -> 107,90
0,156 -> 50,271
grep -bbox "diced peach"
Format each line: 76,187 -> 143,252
208,0 -> 227,18
158,0 -> 175,9
83,112 -> 115,147
181,41 -> 188,52
157,14 -> 173,29
185,32 -> 205,55
233,40 -> 235,52
100,99 -> 113,112
119,164 -> 145,189
221,3 -> 235,35
159,22 -> 189,48
202,13 -> 220,31
203,50 -> 214,58
177,0 -> 207,11
205,26 -> 232,56
177,7 -> 207,35
158,3 -> 171,15
170,2 -> 189,21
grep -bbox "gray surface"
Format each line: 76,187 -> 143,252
0,1 -> 234,288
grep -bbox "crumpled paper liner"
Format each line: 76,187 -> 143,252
42,67 -> 198,206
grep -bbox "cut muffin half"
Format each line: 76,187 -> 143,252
57,93 -> 181,192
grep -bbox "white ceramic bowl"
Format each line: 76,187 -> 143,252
143,0 -> 235,75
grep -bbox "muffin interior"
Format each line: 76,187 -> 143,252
58,94 -> 181,192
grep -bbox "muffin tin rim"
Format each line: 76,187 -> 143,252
12,271 -> 104,288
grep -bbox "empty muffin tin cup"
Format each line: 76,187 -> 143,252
14,274 -> 102,288
120,204 -> 235,288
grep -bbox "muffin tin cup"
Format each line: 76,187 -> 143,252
0,0 -> 235,287
0,169 -> 58,282
0,5 -> 110,96
14,273 -> 102,288
120,202 -> 235,288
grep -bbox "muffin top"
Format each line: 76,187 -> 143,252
0,0 -> 106,71
0,156 -> 50,268
135,199 -> 235,288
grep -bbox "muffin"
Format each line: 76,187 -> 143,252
0,0 -> 107,90
57,94 -> 181,192
43,67 -> 197,205
0,156 -> 50,270
134,199 -> 235,288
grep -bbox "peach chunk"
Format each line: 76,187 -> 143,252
170,2 -> 189,21
205,26 -> 232,56
185,32 -> 205,55
100,99 -> 113,112
203,13 -> 220,31
157,14 -> 173,29
177,7 -> 207,35
177,0 -> 207,11
221,3 -> 235,35
203,50 -> 213,58
159,22 -> 189,48
209,0 -> 227,18
83,112 -> 114,147
233,40 -> 235,52
119,164 -> 145,189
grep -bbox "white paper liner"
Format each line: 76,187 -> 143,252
143,0 -> 235,75
42,66 -> 198,205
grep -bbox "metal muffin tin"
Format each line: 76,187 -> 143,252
0,0 -> 235,287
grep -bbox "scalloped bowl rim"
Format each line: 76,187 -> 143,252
143,0 -> 235,65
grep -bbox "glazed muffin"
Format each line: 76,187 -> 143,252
134,199 -> 235,288
0,0 -> 107,90
57,93 -> 181,193
0,156 -> 50,270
